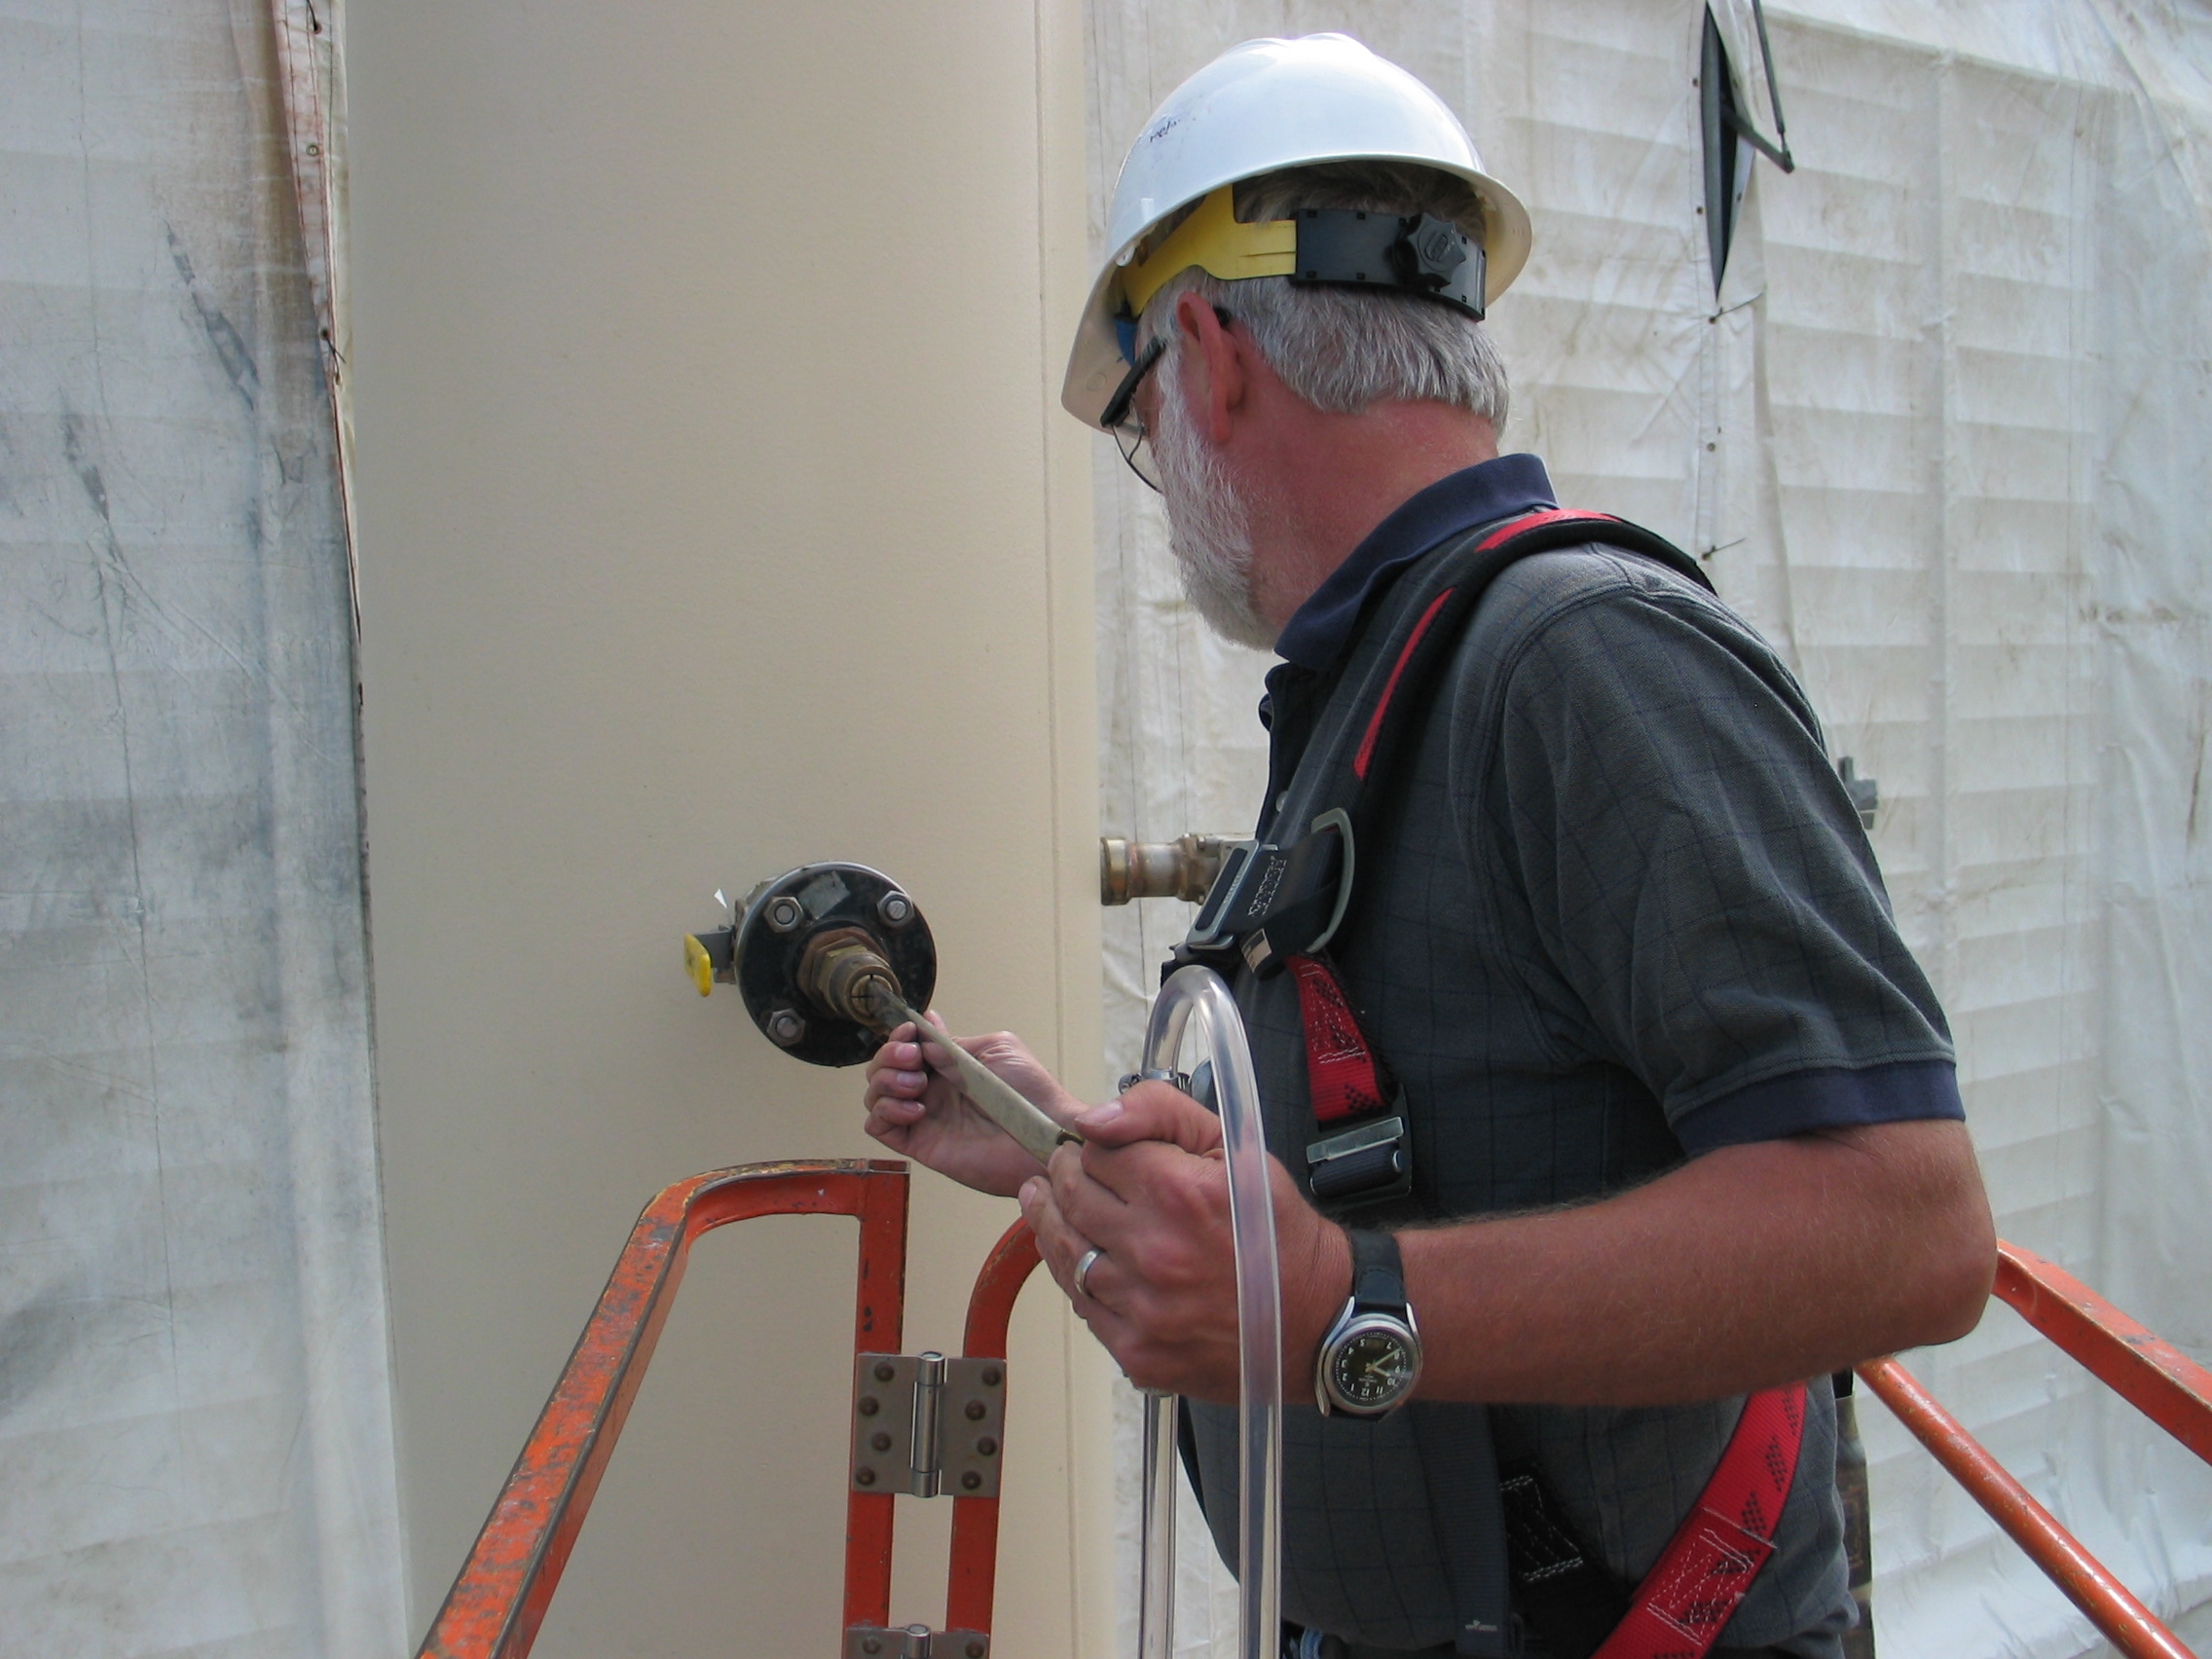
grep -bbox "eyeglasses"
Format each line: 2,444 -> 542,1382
1099,307 -> 1233,493
1101,335 -> 1166,490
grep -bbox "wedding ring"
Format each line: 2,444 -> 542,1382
1073,1245 -> 1105,1301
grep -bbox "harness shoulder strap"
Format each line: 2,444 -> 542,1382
1260,510 -> 1711,1204
1340,508 -> 1713,828
1197,506 -> 1710,978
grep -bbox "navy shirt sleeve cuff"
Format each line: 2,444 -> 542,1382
1673,1059 -> 1965,1156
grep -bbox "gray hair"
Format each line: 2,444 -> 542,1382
1139,160 -> 1510,429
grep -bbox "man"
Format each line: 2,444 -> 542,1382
865,34 -> 1993,1659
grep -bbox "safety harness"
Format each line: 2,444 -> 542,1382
1175,508 -> 1811,1659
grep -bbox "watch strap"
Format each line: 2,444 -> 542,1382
1346,1228 -> 1407,1313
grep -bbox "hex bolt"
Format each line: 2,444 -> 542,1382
870,1431 -> 892,1452
964,1400 -> 985,1420
977,1436 -> 997,1456
877,890 -> 914,928
765,894 -> 805,933
961,1471 -> 981,1491
855,1466 -> 876,1487
767,1009 -> 806,1048
858,1395 -> 879,1417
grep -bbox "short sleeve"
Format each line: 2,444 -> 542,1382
1457,553 -> 1957,1143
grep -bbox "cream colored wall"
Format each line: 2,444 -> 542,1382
345,3 -> 1108,1653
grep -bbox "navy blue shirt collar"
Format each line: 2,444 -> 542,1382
1272,453 -> 1558,671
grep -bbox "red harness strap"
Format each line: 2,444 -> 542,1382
1353,586 -> 1456,780
1591,1382 -> 1809,1659
1287,954 -> 1391,1123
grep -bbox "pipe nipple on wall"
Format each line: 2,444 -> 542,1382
1100,833 -> 1240,905
792,923 -> 1077,1166
796,928 -> 904,1027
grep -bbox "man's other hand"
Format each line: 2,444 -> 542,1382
1018,1082 -> 1347,1403
862,1017 -> 1084,1198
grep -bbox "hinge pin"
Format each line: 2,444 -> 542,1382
910,1352 -> 945,1496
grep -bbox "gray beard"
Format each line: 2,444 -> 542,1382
1151,357 -> 1275,652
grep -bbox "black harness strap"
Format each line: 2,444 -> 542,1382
1410,1404 -> 1522,1657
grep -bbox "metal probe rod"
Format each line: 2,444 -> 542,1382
874,989 -> 1080,1167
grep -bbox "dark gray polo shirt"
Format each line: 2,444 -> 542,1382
1185,459 -> 1961,1658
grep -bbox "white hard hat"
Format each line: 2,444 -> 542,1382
1062,33 -> 1532,431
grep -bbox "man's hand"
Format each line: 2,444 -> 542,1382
1017,1083 -> 1347,1402
862,1017 -> 1086,1198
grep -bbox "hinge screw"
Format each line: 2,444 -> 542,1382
855,1467 -> 876,1487
976,1437 -> 997,1456
965,1400 -> 985,1420
980,1365 -> 1002,1386
871,1431 -> 892,1452
961,1470 -> 981,1491
858,1395 -> 879,1416
874,1362 -> 896,1382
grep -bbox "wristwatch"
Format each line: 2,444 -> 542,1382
1314,1229 -> 1422,1418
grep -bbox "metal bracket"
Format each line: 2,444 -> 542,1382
1838,755 -> 1879,830
843,1628 -> 990,1659
850,1352 -> 1007,1498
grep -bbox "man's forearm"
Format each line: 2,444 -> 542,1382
1389,1119 -> 1996,1406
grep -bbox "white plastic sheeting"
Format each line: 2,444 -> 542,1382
0,1 -> 405,1654
1090,5 -> 2212,1656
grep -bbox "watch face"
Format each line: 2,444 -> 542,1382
1327,1324 -> 1418,1412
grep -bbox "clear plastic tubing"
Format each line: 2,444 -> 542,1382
1134,964 -> 1282,1659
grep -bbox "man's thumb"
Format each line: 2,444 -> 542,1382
1075,1082 -> 1223,1154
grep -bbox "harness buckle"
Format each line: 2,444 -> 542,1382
1306,1112 -> 1414,1208
1182,812 -> 1354,978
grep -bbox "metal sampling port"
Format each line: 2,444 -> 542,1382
685,862 -> 1077,1162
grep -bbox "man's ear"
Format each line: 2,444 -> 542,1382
1174,289 -> 1243,446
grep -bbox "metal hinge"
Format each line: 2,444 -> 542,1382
850,1352 -> 1006,1498
844,1626 -> 990,1659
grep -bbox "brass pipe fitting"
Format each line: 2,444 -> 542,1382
1099,832 -> 1236,905
796,928 -> 903,1027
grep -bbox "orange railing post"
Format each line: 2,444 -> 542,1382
944,1221 -> 1045,1637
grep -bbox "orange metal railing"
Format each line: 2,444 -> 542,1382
1859,1240 -> 2212,1659
416,1166 -> 2212,1659
415,1160 -> 1044,1659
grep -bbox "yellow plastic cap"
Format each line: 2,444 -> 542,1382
683,934 -> 715,997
